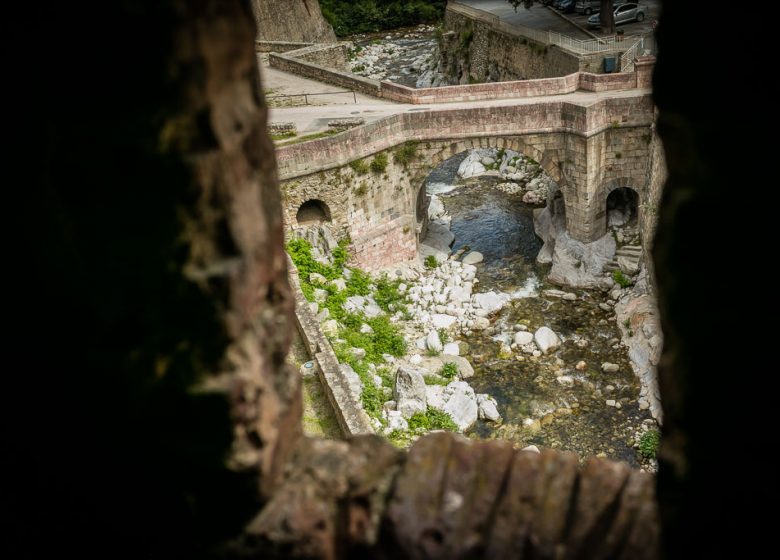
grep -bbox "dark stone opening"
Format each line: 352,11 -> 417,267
296,199 -> 331,225
606,187 -> 639,228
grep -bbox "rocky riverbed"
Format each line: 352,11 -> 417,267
346,25 -> 449,87
289,147 -> 661,469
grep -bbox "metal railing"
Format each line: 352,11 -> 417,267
266,90 -> 358,106
620,39 -> 641,72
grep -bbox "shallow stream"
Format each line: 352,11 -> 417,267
429,155 -> 652,467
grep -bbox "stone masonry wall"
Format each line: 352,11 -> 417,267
281,160 -> 419,272
252,0 -> 336,43
290,42 -> 349,72
441,3 -> 629,82
280,116 -> 654,270
269,50 -> 382,97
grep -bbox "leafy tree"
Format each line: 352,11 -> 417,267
505,1 -> 615,34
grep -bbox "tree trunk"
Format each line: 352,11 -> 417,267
600,0 -> 615,34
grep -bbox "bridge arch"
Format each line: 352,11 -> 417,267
295,199 -> 331,226
410,137 -> 571,239
596,177 -> 644,238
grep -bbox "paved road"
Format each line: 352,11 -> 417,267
268,86 -> 650,135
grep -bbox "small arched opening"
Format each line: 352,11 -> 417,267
296,199 -> 331,226
606,187 -> 639,228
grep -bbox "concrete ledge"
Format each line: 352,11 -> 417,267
380,71 -> 636,104
287,257 -> 375,437
256,40 -> 313,53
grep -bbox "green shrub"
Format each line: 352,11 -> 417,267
424,255 -> 438,269
612,269 -> 633,288
374,274 -> 406,312
349,159 -> 369,175
424,374 -> 449,386
346,268 -> 372,296
353,181 -> 368,196
439,362 -> 458,379
352,63 -> 366,73
394,141 -> 419,168
437,328 -> 449,345
408,407 -> 458,432
639,429 -> 661,459
370,152 -> 388,173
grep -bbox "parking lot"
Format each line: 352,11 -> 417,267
458,0 -> 660,41
564,1 -> 660,38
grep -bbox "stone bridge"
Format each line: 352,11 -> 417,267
276,92 -> 655,271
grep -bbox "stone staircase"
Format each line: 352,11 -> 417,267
604,245 -> 643,274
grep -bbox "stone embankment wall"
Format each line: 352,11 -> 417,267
287,257 -> 374,436
268,49 -> 650,104
440,2 -> 629,83
252,0 -> 336,43
269,47 -> 383,97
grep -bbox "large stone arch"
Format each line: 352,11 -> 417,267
410,136 -> 570,239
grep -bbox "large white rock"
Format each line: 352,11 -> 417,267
441,355 -> 474,379
428,194 -> 446,220
424,221 -> 455,254
432,314 -> 457,329
309,272 -> 327,285
514,331 -> 534,346
601,362 -> 620,373
330,278 -> 347,292
442,342 -> 460,356
321,319 -> 339,338
474,291 -> 510,314
313,288 -> 328,303
394,366 -> 427,419
548,231 -> 617,289
426,329 -> 443,352
473,317 -> 491,330
384,410 -> 408,433
477,394 -> 501,422
534,326 -> 561,354
441,381 -> 478,431
461,251 -> 484,265
458,159 -> 486,179
425,384 -> 447,410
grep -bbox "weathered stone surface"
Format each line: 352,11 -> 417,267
239,436 -> 402,557
442,342 -> 460,356
477,393 -> 501,422
514,331 -> 534,346
534,326 -> 561,354
474,291 -> 510,314
425,329 -> 443,352
461,251 -> 484,265
441,355 -> 475,379
431,313 -> 457,329
394,366 -> 427,419
602,362 -> 620,373
441,381 -> 478,431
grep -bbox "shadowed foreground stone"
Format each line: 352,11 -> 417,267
231,433 -> 658,559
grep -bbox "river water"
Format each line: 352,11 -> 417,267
429,154 -> 653,467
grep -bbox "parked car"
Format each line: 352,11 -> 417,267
575,1 -> 626,16
587,3 -> 647,28
557,0 -> 577,13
